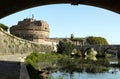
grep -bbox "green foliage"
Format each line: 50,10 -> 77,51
76,50 -> 82,57
105,53 -> 112,57
26,52 -> 120,79
58,57 -> 110,73
71,38 -> 83,42
57,41 -> 74,55
0,23 -> 8,31
25,52 -> 64,68
26,52 -> 40,62
25,52 -> 68,79
86,36 -> 108,45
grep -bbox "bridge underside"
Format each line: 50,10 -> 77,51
0,0 -> 120,19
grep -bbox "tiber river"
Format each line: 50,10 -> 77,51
51,68 -> 120,79
29,57 -> 120,79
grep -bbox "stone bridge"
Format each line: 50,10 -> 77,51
75,45 -> 120,57
0,0 -> 120,19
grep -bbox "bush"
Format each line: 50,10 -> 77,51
57,41 -> 74,55
0,23 -> 8,31
86,36 -> 108,45
71,38 -> 83,42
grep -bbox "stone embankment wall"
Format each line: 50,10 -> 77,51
0,28 -> 53,55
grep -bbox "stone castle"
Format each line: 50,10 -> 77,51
10,18 -> 60,47
10,18 -> 49,42
10,18 -> 82,46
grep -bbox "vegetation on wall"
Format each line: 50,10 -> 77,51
86,36 -> 108,45
0,23 -> 8,31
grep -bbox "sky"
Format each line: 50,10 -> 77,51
0,4 -> 120,44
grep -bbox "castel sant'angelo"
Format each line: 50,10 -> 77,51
10,17 -> 83,46
10,17 -> 58,45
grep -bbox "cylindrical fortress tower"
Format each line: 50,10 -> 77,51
10,18 -> 50,42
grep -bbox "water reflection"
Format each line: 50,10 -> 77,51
35,58 -> 120,79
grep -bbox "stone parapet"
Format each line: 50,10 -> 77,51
0,27 -> 53,55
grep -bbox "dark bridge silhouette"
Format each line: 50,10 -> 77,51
0,0 -> 120,18
75,45 -> 120,57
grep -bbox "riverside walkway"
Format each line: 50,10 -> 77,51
0,54 -> 30,79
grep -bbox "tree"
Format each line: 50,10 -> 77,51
86,36 -> 108,45
71,38 -> 83,42
57,41 -> 74,55
0,23 -> 8,31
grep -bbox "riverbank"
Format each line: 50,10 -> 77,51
25,52 -> 120,79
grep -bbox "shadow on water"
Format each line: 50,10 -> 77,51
27,64 -> 50,79
0,60 -> 20,79
26,57 -> 120,79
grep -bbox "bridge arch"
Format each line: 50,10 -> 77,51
104,47 -> 117,53
104,48 -> 112,54
84,47 -> 92,55
0,0 -> 120,18
104,47 -> 118,57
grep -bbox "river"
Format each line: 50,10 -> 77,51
26,53 -> 120,79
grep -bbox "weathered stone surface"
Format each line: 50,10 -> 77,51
0,27 -> 53,55
0,61 -> 20,79
10,18 -> 49,42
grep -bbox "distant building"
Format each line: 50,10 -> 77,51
10,18 -> 85,47
10,18 -> 50,42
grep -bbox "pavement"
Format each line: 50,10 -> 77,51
0,54 -> 30,79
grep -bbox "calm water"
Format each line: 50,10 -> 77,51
50,68 -> 120,79
36,58 -> 120,79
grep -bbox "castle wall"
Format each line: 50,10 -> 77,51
10,18 -> 50,42
11,29 -> 49,39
